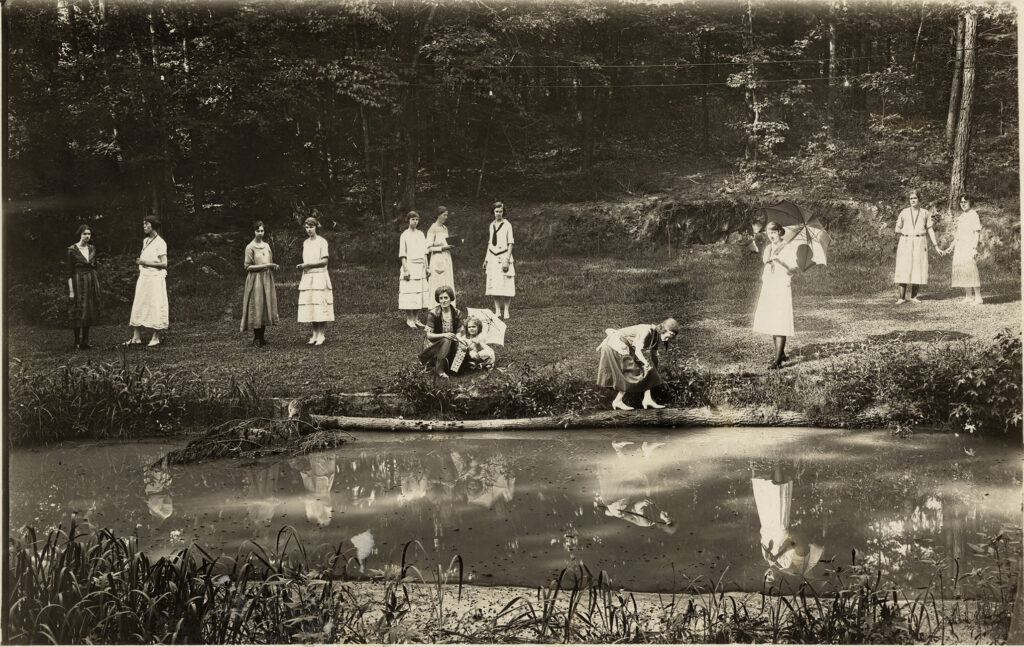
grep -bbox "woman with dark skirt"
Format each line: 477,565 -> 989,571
240,220 -> 280,345
418,286 -> 465,378
596,318 -> 679,410
67,224 -> 101,349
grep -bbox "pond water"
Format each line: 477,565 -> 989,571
9,428 -> 1021,594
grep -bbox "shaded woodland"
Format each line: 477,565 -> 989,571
3,0 -> 1017,266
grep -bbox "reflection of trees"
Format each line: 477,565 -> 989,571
863,491 -> 977,583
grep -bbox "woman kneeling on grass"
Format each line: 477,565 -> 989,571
419,286 -> 464,378
596,318 -> 679,410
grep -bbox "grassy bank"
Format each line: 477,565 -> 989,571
7,523 -> 1018,644
8,329 -> 1021,446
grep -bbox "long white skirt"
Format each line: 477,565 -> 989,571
752,275 -> 794,337
399,260 -> 430,310
129,274 -> 169,330
485,255 -> 515,297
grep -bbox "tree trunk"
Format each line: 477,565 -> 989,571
945,15 -> 965,150
911,1 -> 925,74
700,37 -> 710,150
742,0 -> 758,163
309,406 -> 891,432
948,9 -> 977,216
182,28 -> 203,218
398,4 -> 438,213
581,86 -> 596,172
827,18 -> 838,133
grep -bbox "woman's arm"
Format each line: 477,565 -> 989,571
894,210 -> 905,234
926,211 -> 939,248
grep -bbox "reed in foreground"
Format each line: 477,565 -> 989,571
6,523 -> 1018,644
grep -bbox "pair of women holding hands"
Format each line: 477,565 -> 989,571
893,190 -> 984,305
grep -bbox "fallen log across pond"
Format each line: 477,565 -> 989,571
310,406 -> 892,432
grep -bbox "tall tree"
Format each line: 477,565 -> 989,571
948,8 -> 977,215
945,14 -> 964,150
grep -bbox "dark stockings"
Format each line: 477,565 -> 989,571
772,335 -> 788,367
74,326 -> 91,349
254,327 -> 266,345
897,284 -> 920,300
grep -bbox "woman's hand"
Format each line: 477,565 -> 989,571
501,262 -> 510,272
482,260 -> 488,270
270,263 -> 280,271
445,332 -> 458,341
136,258 -> 145,266
296,262 -> 306,270
401,270 -> 410,280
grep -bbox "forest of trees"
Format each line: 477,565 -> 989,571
3,0 -> 1017,261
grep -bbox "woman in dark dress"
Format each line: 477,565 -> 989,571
67,224 -> 101,349
418,286 -> 466,378
596,318 -> 679,410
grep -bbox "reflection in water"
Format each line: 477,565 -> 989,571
596,441 -> 675,532
145,460 -> 173,521
751,461 -> 824,580
9,430 -> 1021,594
292,455 -> 337,527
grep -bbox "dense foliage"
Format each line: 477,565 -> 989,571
5,0 -> 1017,267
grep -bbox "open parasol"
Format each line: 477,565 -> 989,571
466,307 -> 507,346
760,200 -> 831,271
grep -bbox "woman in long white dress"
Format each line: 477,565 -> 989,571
296,217 -> 334,346
893,189 -> 940,304
482,202 -> 515,319
426,206 -> 455,307
752,222 -> 800,369
940,194 -> 983,305
127,216 -> 168,347
399,211 -> 430,328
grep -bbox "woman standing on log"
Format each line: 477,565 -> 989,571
483,201 -> 515,319
399,211 -> 430,328
296,217 -> 334,346
426,206 -> 455,307
240,220 -> 280,346
893,189 -> 939,304
596,318 -> 679,410
126,215 -> 168,347
419,286 -> 465,378
752,221 -> 800,369
940,194 -> 983,305
67,224 -> 101,349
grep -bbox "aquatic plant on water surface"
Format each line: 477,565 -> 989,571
6,523 -> 1019,644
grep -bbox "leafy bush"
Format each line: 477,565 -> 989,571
950,330 -> 1022,437
7,354 -> 268,446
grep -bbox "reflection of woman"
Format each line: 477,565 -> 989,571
240,220 -> 280,346
753,222 -> 801,369
482,202 -> 515,319
144,464 -> 173,521
893,189 -> 939,304
751,465 -> 823,579
594,444 -> 674,532
66,224 -> 101,350
418,286 -> 465,378
127,216 -> 168,347
399,211 -> 430,328
426,206 -> 455,308
294,454 -> 337,528
940,194 -> 983,305
244,465 -> 283,529
596,318 -> 678,410
296,217 -> 334,346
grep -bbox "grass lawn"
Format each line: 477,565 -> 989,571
8,244 -> 1021,399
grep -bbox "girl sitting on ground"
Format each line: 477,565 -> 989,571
458,317 -> 496,369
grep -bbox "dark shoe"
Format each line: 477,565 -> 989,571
79,343 -> 91,350
779,352 -> 788,362
768,361 -> 781,370
258,338 -> 267,346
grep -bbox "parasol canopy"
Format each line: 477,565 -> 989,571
466,307 -> 507,346
760,200 -> 831,271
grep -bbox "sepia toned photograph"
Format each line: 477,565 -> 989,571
3,0 -> 1022,642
